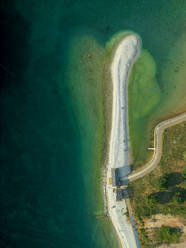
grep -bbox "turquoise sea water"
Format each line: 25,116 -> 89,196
0,0 -> 185,247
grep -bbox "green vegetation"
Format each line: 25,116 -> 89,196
129,122 -> 186,247
172,192 -> 183,204
128,50 -> 161,167
139,228 -> 151,248
182,167 -> 186,178
183,151 -> 186,162
157,174 -> 170,191
155,225 -> 182,244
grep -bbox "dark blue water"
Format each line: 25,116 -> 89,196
0,0 -> 185,247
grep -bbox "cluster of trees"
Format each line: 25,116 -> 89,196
134,194 -> 159,218
132,172 -> 186,219
153,173 -> 186,204
182,167 -> 186,178
157,172 -> 184,191
155,225 -> 182,244
149,189 -> 186,205
157,174 -> 170,190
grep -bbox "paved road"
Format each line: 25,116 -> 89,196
128,112 -> 186,182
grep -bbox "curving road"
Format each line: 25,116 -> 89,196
128,112 -> 186,182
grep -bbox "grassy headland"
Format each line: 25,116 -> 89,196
128,122 -> 186,247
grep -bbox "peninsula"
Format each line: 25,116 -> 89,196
105,33 -> 186,247
106,34 -> 140,248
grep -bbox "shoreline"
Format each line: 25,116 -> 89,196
105,34 -> 140,248
104,33 -> 186,248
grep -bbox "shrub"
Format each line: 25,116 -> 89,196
172,191 -> 183,204
155,225 -> 182,244
158,175 -> 169,190
181,167 -> 186,179
183,151 -> 186,162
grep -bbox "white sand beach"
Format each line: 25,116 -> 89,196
106,34 -> 140,248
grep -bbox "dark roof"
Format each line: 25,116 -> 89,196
116,188 -> 129,201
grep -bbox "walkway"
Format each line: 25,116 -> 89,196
128,112 -> 186,182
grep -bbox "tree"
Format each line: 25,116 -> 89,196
155,225 -> 182,244
148,194 -> 158,205
158,174 -> 169,190
172,192 -> 182,204
183,151 -> 186,162
181,167 -> 186,179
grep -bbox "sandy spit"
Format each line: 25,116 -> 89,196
105,34 -> 140,248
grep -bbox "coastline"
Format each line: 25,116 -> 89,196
129,120 -> 186,247
105,34 -> 141,247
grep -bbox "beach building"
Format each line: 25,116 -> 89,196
116,188 -> 129,201
111,167 -> 129,187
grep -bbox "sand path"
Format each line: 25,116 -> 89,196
106,34 -> 140,248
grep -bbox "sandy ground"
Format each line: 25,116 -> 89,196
159,241 -> 186,248
144,214 -> 186,233
145,214 -> 186,248
106,34 -> 140,248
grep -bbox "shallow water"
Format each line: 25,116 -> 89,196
0,0 -> 185,247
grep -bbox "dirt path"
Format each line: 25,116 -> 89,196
106,34 -> 140,248
128,112 -> 186,182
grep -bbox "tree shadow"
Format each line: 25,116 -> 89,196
150,187 -> 186,204
127,184 -> 134,198
173,187 -> 186,202
159,172 -> 184,188
150,191 -> 173,204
